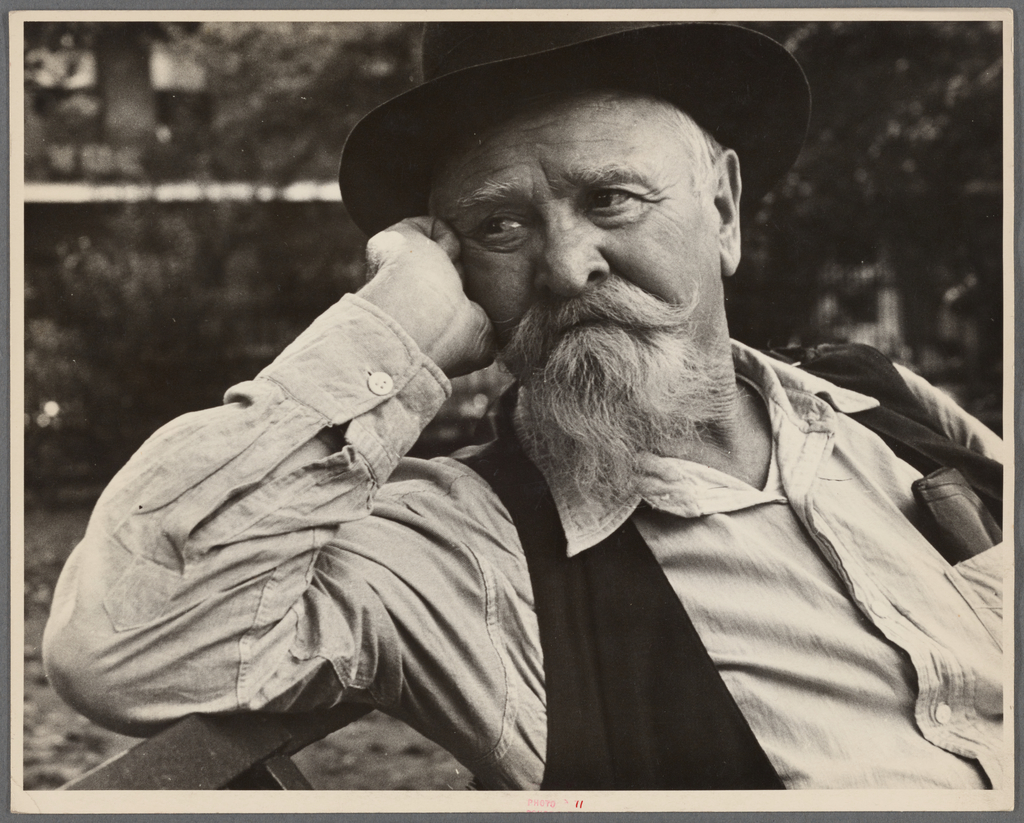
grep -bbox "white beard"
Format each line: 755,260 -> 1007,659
499,277 -> 733,505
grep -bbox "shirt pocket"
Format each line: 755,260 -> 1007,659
944,541 -> 1004,649
103,555 -> 182,631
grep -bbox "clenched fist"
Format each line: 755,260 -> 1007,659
359,217 -> 496,378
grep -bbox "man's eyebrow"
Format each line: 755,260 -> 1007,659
551,163 -> 653,190
443,179 -> 526,215
438,164 -> 654,217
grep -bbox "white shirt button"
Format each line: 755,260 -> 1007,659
935,703 -> 953,724
367,372 -> 394,396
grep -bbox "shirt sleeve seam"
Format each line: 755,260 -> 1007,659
386,473 -> 524,768
450,472 -> 525,767
236,533 -> 321,711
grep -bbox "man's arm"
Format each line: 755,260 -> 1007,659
41,293 -> 454,733
42,218 -> 500,736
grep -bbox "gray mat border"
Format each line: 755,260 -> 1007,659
3,1 -> 1019,819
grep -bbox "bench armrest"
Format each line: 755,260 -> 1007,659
62,704 -> 373,790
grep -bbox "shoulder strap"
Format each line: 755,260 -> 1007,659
458,391 -> 783,790
770,343 -> 1002,522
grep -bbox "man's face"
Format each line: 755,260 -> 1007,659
431,91 -> 743,502
430,90 -> 741,346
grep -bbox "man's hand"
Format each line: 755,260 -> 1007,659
359,217 -> 496,378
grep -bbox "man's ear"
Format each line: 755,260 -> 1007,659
714,150 -> 742,278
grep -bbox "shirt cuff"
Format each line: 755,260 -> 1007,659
257,293 -> 451,480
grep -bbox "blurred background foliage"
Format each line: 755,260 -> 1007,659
23,20 -> 1004,504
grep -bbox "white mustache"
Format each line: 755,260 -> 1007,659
529,277 -> 697,338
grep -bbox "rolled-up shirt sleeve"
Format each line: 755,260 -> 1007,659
41,294 -> 452,735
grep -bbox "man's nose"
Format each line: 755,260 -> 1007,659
535,220 -> 610,298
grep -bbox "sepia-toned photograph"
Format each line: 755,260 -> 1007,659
11,10 -> 1012,813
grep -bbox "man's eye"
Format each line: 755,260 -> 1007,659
589,189 -> 637,210
480,216 -> 524,236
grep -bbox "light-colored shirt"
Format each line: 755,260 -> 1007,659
43,294 -> 1006,790
630,378 -> 990,788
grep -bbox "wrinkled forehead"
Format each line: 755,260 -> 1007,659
429,88 -> 695,197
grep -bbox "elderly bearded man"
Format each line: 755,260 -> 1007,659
43,22 -> 1004,791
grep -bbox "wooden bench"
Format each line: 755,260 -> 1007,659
62,704 -> 373,790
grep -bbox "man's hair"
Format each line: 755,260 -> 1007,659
664,103 -> 726,191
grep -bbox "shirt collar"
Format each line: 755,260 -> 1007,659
514,340 -> 880,557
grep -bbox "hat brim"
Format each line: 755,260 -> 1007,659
339,23 -> 810,237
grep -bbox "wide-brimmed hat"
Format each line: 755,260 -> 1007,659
339,22 -> 810,237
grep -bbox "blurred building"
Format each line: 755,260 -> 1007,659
25,25 -> 211,183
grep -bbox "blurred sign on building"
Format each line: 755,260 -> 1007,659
26,26 -> 211,183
